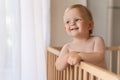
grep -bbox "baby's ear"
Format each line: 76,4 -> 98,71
88,21 -> 94,30
64,26 -> 66,30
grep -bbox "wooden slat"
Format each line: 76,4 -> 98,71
47,51 -> 49,80
117,50 -> 120,74
74,66 -> 78,80
63,70 -> 66,80
83,70 -> 87,80
70,66 -> 74,80
109,51 -> 113,72
53,54 -> 56,80
55,55 -> 57,80
90,74 -> 94,80
78,65 -> 83,80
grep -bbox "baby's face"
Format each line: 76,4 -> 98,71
64,8 -> 93,37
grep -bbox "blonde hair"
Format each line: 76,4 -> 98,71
64,4 -> 93,34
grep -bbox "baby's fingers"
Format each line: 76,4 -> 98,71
67,58 -> 74,65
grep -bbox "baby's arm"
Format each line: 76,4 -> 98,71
78,37 -> 105,64
55,44 -> 70,71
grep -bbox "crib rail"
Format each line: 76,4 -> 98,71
47,47 -> 120,80
106,46 -> 120,74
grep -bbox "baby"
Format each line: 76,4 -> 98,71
55,4 -> 106,71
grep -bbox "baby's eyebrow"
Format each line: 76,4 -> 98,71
64,16 -> 83,21
64,18 -> 70,22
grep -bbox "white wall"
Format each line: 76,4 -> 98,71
108,0 -> 120,46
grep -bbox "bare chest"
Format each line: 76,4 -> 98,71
68,41 -> 95,52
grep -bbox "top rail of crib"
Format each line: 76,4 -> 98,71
47,46 -> 61,56
47,46 -> 120,56
106,46 -> 120,50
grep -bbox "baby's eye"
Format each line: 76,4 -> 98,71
66,21 -> 70,24
75,18 -> 81,22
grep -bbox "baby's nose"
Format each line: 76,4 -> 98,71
69,21 -> 75,25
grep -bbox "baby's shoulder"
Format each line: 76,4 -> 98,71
62,42 -> 71,48
60,43 -> 72,53
91,36 -> 104,40
90,36 -> 104,43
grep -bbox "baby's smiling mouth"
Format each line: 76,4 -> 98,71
70,27 -> 79,31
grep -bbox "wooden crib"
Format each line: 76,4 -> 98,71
47,46 -> 120,80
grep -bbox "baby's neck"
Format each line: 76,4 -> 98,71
72,35 -> 92,43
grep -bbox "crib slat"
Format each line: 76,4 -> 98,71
53,54 -> 56,80
51,53 -> 54,80
63,70 -> 66,80
67,66 -> 70,80
74,66 -> 78,80
47,52 -> 52,80
60,71 -> 62,80
78,65 -> 83,80
90,74 -> 94,80
47,51 -> 49,80
70,66 -> 74,80
109,51 -> 113,72
61,71 -> 63,80
57,70 -> 58,80
83,70 -> 88,80
58,71 -> 60,80
117,50 -> 120,74
55,56 -> 57,80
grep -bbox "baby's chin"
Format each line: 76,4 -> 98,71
68,32 -> 82,37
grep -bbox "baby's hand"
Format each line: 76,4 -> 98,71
67,51 -> 81,65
